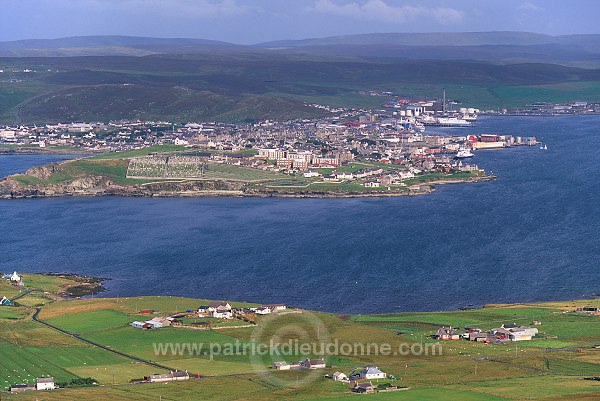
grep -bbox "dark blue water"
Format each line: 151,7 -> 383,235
0,154 -> 81,177
1,116 -> 599,313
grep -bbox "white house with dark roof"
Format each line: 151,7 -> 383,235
208,301 -> 233,319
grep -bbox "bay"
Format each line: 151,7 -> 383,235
1,116 -> 599,313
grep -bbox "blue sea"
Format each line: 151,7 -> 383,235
1,116 -> 599,313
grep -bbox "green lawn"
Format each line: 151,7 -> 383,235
88,145 -> 187,160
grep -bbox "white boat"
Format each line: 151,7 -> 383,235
455,149 -> 474,158
540,143 -> 547,150
421,116 -> 472,127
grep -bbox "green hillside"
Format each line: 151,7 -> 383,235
2,54 -> 600,123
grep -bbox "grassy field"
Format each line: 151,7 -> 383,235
88,145 -> 187,160
1,275 -> 600,399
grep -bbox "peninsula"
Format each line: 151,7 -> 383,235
0,110 -> 527,199
0,147 -> 492,199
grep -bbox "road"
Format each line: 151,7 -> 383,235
32,307 -> 178,372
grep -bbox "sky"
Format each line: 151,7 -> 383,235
1,0 -> 600,44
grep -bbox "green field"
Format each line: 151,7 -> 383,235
1,275 -> 600,399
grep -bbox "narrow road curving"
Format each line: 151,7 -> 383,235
32,308 -> 177,372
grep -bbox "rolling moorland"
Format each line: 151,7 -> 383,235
2,32 -> 600,123
1,273 -> 600,400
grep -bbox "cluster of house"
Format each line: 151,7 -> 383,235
436,323 -> 539,344
576,307 -> 600,315
198,301 -> 235,319
131,302 -> 288,330
10,377 -> 55,392
272,361 -> 390,394
330,366 -> 389,394
3,271 -> 23,285
146,370 -> 190,383
197,302 -> 287,319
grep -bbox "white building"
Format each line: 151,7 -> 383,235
10,272 -> 20,282
332,371 -> 348,381
36,377 -> 55,391
208,302 -> 233,319
360,366 -> 387,380
255,307 -> 271,315
272,361 -> 291,370
303,171 -> 320,178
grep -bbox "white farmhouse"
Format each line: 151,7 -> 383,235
360,366 -> 387,380
10,271 -> 20,282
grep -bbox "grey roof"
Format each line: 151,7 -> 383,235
36,377 -> 54,383
149,374 -> 172,380
363,366 -> 384,374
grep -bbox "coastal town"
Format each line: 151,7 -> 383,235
0,95 -> 547,196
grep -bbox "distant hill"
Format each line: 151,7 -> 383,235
3,54 -> 600,124
3,32 -> 600,67
257,31 -> 559,47
257,32 -> 600,67
0,35 -> 248,57
3,33 -> 600,123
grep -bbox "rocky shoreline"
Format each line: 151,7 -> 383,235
0,175 -> 494,199
41,272 -> 109,298
0,163 -> 495,199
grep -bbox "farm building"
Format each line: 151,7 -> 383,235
1,296 -> 12,306
332,371 -> 348,381
436,326 -> 460,340
36,377 -> 55,390
10,384 -> 35,392
352,381 -> 375,394
263,304 -> 287,312
208,302 -> 233,319
131,321 -> 152,330
147,371 -> 189,383
302,358 -> 326,369
272,361 -> 291,370
255,306 -> 271,315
